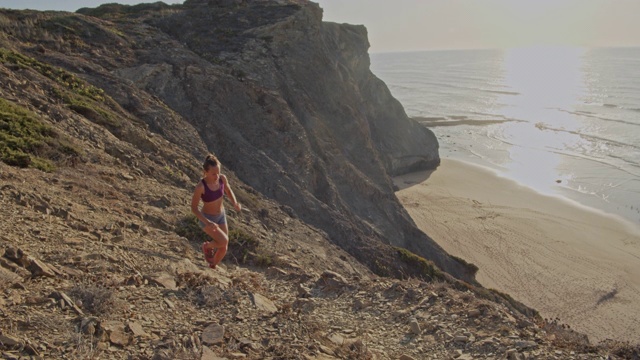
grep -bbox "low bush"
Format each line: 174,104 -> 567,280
227,228 -> 260,265
175,214 -> 209,243
542,317 -> 592,351
0,48 -> 105,102
451,254 -> 479,274
0,97 -> 81,171
395,247 -> 444,281
68,284 -> 125,315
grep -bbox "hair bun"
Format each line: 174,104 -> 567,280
203,154 -> 219,170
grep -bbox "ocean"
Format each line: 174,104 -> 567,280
371,47 -> 640,227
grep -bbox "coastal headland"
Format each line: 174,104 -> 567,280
1,0 -> 639,358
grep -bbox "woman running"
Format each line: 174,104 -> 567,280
191,154 -> 241,268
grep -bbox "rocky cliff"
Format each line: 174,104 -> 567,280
70,0 -> 472,281
0,0 -> 472,278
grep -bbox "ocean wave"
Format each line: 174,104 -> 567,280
609,84 -> 640,92
482,89 -> 520,96
535,123 -> 639,151
481,126 -> 640,177
545,148 -> 640,179
390,76 -> 518,98
414,116 -> 523,127
567,185 -> 610,201
412,116 -> 447,121
484,133 -> 518,147
451,84 -> 519,96
442,74 -> 504,85
387,83 -> 429,93
470,112 -> 513,120
582,103 -> 640,113
558,109 -> 640,127
609,154 -> 640,172
400,80 -> 472,92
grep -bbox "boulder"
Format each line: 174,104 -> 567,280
201,324 -> 225,346
145,272 -> 177,290
250,292 -> 277,313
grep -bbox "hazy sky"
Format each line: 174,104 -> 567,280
0,0 -> 182,12
317,0 -> 640,52
2,0 -> 640,52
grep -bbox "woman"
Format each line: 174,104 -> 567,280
191,154 -> 241,268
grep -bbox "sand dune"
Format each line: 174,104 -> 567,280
394,159 -> 640,343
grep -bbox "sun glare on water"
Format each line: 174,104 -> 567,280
494,46 -> 588,193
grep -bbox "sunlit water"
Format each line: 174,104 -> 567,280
371,47 -> 640,226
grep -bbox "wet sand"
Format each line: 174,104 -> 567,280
394,159 -> 640,343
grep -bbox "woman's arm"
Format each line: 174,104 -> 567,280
221,175 -> 242,212
191,183 -> 212,224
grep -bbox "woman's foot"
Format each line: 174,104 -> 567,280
202,243 -> 216,265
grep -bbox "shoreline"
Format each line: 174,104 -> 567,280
394,159 -> 640,343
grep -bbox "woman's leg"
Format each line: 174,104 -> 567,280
203,223 -> 228,267
211,223 -> 229,266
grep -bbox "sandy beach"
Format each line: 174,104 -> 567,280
394,159 -> 640,344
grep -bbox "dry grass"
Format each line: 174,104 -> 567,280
68,283 -> 126,316
604,341 -> 640,360
231,271 -> 265,292
11,313 -> 103,359
542,317 -> 591,350
334,339 -> 374,360
65,331 -> 102,360
151,347 -> 200,360
195,285 -> 224,308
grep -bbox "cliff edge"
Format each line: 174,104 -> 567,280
75,0 -> 472,281
0,0 -> 472,295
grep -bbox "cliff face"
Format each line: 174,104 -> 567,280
0,0 -> 474,281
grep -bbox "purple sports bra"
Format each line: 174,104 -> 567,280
201,178 -> 224,203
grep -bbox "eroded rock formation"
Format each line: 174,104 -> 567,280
1,0 -> 474,281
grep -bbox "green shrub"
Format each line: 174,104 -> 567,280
175,214 -> 209,243
41,15 -> 81,35
228,228 -> 259,264
395,247 -> 444,281
76,2 -> 174,19
254,254 -> 273,267
0,97 -> 80,171
489,287 -> 538,317
1,148 -> 31,167
451,254 -> 479,274
0,48 -> 105,102
452,280 -> 539,318
372,259 -> 391,277
176,215 -> 272,266
67,98 -> 120,128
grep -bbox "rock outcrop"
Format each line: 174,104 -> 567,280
1,0 -> 472,288
74,0 -> 471,281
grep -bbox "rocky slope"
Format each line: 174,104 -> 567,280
1,1 -> 639,359
73,0 -> 473,281
1,163 -> 636,359
4,0 -> 466,282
